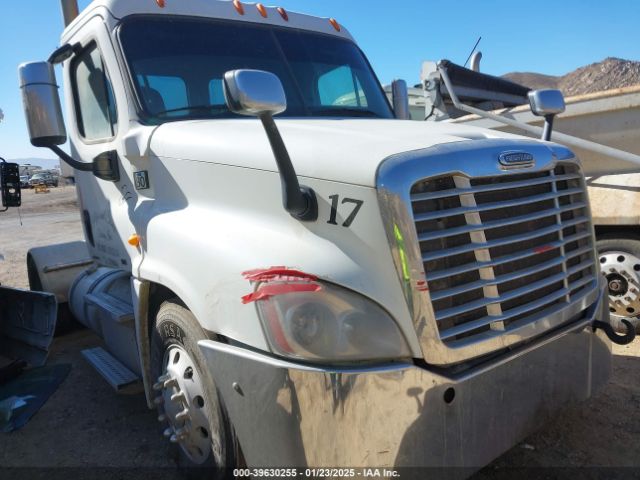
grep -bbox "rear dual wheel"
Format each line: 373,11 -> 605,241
597,235 -> 640,334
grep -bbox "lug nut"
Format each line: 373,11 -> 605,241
175,409 -> 190,422
158,414 -> 167,422
169,434 -> 178,444
154,396 -> 164,406
164,378 -> 178,389
152,382 -> 164,391
163,427 -> 173,438
171,391 -> 186,403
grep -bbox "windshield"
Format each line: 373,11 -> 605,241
119,17 -> 394,122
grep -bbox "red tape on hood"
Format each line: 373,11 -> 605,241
242,267 -> 318,284
242,282 -> 321,304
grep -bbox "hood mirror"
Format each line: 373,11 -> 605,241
528,89 -> 566,141
224,69 -> 287,117
223,69 -> 317,222
391,79 -> 410,120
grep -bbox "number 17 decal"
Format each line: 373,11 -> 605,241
328,195 -> 364,227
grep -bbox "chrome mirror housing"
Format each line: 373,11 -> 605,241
223,69 -> 287,117
19,61 -> 67,147
528,89 -> 566,141
528,89 -> 566,117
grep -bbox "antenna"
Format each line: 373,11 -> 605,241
463,36 -> 482,68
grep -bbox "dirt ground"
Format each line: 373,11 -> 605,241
0,187 -> 639,476
0,187 -> 84,289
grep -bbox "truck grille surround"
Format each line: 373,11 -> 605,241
410,163 -> 596,346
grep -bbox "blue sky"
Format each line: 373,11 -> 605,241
1,0 -> 639,160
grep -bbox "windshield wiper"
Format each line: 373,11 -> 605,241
308,107 -> 381,118
154,105 -> 228,118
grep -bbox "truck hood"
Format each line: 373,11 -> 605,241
149,119 -> 519,187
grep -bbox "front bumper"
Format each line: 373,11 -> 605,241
198,286 -> 611,469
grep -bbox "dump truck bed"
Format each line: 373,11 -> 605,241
450,85 -> 640,176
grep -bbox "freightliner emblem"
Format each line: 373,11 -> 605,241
498,151 -> 535,170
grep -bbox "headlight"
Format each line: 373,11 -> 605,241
250,279 -> 411,363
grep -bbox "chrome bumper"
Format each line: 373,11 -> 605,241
198,286 -> 611,469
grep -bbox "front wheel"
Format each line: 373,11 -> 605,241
150,299 -> 238,469
597,234 -> 640,334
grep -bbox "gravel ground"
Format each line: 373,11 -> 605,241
0,186 -> 83,289
0,187 -> 639,477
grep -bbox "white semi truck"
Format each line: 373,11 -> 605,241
15,0 -> 633,472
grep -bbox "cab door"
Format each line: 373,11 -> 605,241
62,16 -> 138,270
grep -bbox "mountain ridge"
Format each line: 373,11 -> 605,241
503,57 -> 640,96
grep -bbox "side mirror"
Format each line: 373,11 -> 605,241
528,89 -> 565,141
391,79 -> 411,120
223,69 -> 286,117
1,162 -> 21,209
18,61 -> 110,180
223,69 -> 317,222
19,62 -> 67,147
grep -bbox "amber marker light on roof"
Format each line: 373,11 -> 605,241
277,7 -> 288,21
156,0 -> 165,7
233,0 -> 245,15
329,18 -> 341,32
256,3 -> 268,18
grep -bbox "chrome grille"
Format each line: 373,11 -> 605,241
410,163 -> 596,345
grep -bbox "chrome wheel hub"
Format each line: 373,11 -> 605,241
600,251 -> 640,319
153,345 -> 212,464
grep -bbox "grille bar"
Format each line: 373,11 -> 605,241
422,216 -> 589,263
430,253 -> 578,302
427,239 -> 592,282
439,283 -> 594,341
435,271 -> 568,321
410,163 -> 597,345
417,202 -> 587,242
411,173 -> 582,203
413,187 -> 583,223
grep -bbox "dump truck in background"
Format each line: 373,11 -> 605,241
403,58 -> 640,333
12,0 -> 633,473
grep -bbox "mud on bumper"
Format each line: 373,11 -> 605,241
198,287 -> 611,469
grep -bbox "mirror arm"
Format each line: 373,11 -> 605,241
258,113 -> 318,222
542,115 -> 555,141
49,145 -> 120,182
49,145 -> 93,172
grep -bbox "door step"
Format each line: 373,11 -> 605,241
81,347 -> 140,393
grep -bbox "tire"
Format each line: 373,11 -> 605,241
151,299 -> 238,472
596,234 -> 640,334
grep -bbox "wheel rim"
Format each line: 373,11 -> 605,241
153,345 -> 215,464
599,250 -> 640,320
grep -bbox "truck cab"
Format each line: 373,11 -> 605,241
18,0 -> 618,471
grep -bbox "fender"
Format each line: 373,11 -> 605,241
133,158 -> 422,358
